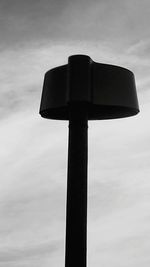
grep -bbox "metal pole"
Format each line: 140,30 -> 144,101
65,102 -> 88,267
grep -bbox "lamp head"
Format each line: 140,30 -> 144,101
39,55 -> 139,120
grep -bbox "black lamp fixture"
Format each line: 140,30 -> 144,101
39,55 -> 139,267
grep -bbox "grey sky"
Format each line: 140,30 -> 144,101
0,0 -> 150,266
0,0 -> 149,47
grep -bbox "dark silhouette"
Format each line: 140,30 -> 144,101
39,55 -> 139,267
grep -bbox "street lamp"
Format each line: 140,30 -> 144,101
39,55 -> 139,267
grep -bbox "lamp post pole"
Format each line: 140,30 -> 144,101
65,103 -> 88,267
39,54 -> 139,267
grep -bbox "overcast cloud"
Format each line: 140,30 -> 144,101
0,0 -> 150,266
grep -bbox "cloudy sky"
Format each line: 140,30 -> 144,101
0,0 -> 150,266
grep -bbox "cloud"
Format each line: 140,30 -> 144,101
0,0 -> 150,266
0,240 -> 61,263
0,0 -> 70,48
0,110 -> 67,266
127,38 -> 150,56
87,104 -> 150,266
0,0 -> 150,49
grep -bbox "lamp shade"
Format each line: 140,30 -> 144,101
39,55 -> 139,120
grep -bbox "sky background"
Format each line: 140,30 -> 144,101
0,0 -> 150,266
